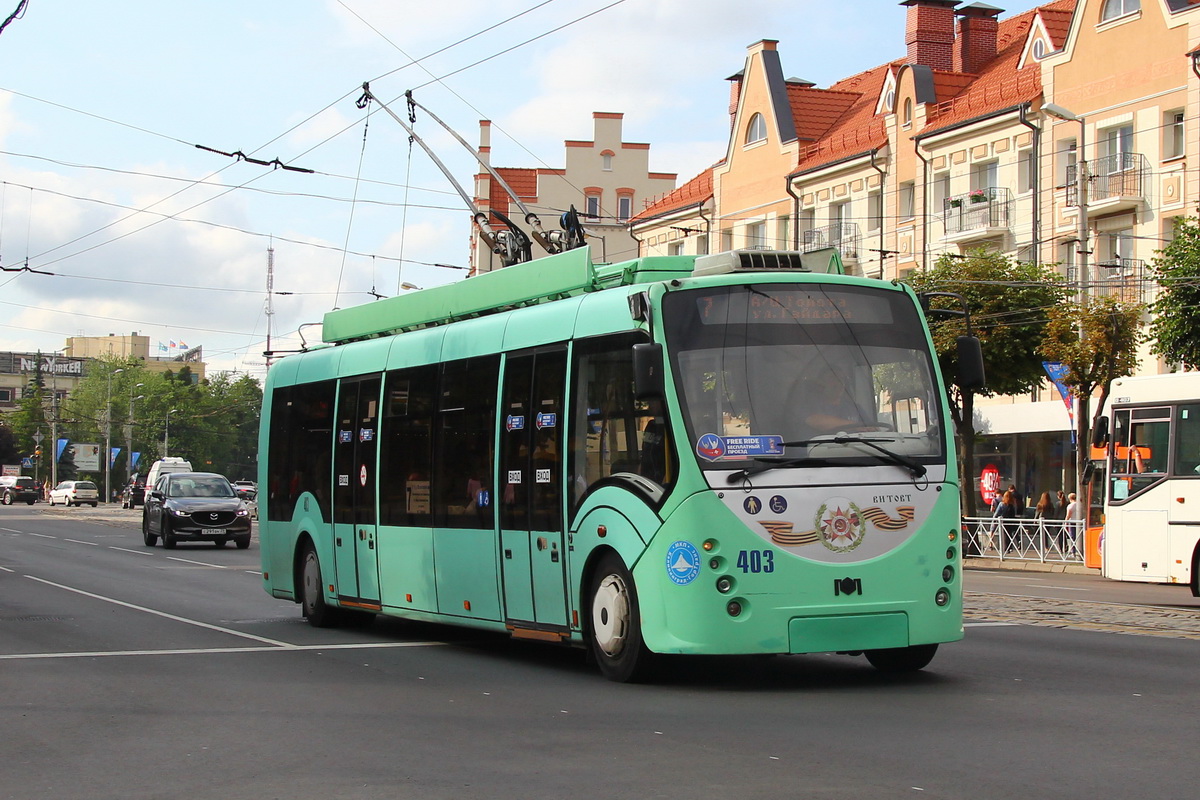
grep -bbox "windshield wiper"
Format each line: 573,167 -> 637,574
726,435 -> 927,483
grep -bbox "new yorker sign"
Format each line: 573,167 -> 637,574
0,353 -> 86,377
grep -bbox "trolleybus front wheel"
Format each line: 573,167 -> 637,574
865,643 -> 937,673
588,552 -> 654,682
301,544 -> 338,628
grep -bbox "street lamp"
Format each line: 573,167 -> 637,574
126,384 -> 144,486
1043,102 -> 1091,533
164,409 -> 179,458
105,368 -> 123,504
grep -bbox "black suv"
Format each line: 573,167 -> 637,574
121,475 -> 147,509
0,476 -> 40,505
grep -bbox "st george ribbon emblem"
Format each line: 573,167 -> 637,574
816,498 -> 865,552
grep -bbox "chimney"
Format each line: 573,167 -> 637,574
954,3 -> 1003,74
900,0 -> 960,72
726,69 -> 745,132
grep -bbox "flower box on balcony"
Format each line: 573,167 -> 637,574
968,190 -> 988,204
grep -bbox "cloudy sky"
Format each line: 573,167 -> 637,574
0,0 -> 1048,378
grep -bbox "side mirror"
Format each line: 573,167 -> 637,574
1091,415 -> 1109,448
632,343 -> 665,400
955,335 -> 986,390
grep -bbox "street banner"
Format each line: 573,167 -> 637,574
1042,361 -> 1076,445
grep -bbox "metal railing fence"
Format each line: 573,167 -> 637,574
961,516 -> 1085,564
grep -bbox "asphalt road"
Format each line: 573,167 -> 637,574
1,505 -> 1197,800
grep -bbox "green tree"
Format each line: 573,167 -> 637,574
1040,296 -> 1143,503
906,249 -> 1068,516
1148,216 -> 1200,368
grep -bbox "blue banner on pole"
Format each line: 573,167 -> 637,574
56,438 -> 69,461
110,447 -> 121,468
131,452 -> 141,470
1042,362 -> 1076,445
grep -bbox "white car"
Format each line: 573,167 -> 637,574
49,480 -> 100,507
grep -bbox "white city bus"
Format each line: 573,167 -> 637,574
1098,372 -> 1200,593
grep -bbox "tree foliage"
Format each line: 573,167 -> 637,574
1148,216 -> 1200,369
905,249 -> 1068,515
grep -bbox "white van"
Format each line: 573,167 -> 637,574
144,458 -> 193,492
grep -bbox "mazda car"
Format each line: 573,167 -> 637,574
142,472 -> 252,549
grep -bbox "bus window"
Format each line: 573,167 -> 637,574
379,365 -> 435,527
570,334 -> 675,509
266,380 -> 335,521
1174,403 -> 1200,476
434,356 -> 499,529
1110,406 -> 1170,500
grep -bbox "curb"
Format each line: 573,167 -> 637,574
964,557 -> 1097,574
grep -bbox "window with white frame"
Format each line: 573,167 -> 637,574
617,195 -> 632,222
899,182 -> 915,220
721,228 -> 734,252
696,234 -> 709,255
1165,110 -> 1185,160
970,160 -> 998,192
1059,139 -> 1077,187
1017,149 -> 1036,193
0,388 -> 11,403
745,221 -> 767,249
776,216 -> 791,250
932,172 -> 951,212
867,191 -> 882,232
585,193 -> 601,221
745,113 -> 767,145
1100,0 -> 1139,22
602,152 -> 613,171
668,241 -> 684,256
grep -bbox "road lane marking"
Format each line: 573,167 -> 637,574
64,539 -> 100,546
0,565 -> 13,573
165,556 -> 224,569
1030,585 -> 1090,591
0,641 -> 449,661
0,527 -> 22,533
24,575 -> 294,647
27,532 -> 56,539
964,621 -> 1020,627
108,546 -> 154,556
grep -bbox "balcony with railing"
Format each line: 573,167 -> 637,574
942,187 -> 1012,243
1066,257 -> 1152,304
801,221 -> 860,261
1065,152 -> 1149,214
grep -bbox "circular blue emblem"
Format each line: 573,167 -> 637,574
695,433 -> 725,462
743,496 -> 762,515
665,540 -> 702,585
770,495 -> 788,514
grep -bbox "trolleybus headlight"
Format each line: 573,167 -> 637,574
946,546 -> 956,560
942,566 -> 954,583
726,600 -> 743,617
709,557 -> 721,570
703,539 -> 717,552
935,588 -> 951,607
716,576 -> 733,594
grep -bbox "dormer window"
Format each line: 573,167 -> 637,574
601,151 -> 613,171
903,98 -> 913,127
745,113 -> 767,145
1100,0 -> 1139,22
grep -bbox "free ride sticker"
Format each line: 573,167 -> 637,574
695,434 -> 784,461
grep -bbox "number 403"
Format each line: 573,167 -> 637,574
736,550 -> 775,573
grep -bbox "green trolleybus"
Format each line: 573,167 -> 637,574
258,246 -> 971,680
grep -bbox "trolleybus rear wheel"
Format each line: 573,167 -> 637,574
588,552 -> 653,682
865,643 -> 937,673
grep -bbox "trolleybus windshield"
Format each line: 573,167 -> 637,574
663,283 -> 944,470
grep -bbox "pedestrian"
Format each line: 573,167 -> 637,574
992,488 -> 1019,549
1034,491 -> 1054,518
1007,484 -> 1026,516
1064,492 -> 1083,558
1056,489 -> 1068,519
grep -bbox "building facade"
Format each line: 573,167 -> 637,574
470,112 -> 676,273
631,0 -> 1200,508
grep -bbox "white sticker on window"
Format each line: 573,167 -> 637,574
508,470 -> 522,485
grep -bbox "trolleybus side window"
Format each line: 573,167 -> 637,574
266,380 -> 335,521
434,355 -> 499,529
570,334 -> 675,510
379,365 -> 436,527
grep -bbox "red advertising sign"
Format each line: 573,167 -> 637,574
980,464 -> 1001,504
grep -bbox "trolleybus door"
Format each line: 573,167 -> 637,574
499,349 -> 569,627
333,375 -> 382,607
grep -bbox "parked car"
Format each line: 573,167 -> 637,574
121,475 -> 147,509
0,476 -> 39,505
49,480 -> 100,507
142,472 -> 252,549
